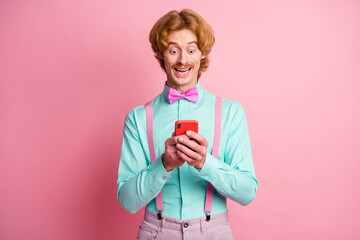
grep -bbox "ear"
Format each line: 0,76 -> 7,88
156,52 -> 164,59
201,54 -> 206,60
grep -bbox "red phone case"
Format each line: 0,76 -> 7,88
175,120 -> 199,136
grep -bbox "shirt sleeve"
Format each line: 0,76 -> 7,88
198,102 -> 258,206
116,109 -> 172,214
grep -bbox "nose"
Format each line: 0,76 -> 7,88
177,51 -> 189,65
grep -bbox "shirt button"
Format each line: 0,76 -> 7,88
184,223 -> 189,228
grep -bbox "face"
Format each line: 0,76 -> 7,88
161,29 -> 205,93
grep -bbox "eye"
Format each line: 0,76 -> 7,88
170,49 -> 178,54
189,49 -> 195,54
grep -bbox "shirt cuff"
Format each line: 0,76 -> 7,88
197,153 -> 220,181
149,155 -> 173,185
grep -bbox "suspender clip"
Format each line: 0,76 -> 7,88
157,211 -> 163,220
205,212 -> 211,222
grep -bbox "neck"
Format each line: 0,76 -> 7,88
166,81 -> 197,93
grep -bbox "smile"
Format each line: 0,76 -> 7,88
174,67 -> 191,76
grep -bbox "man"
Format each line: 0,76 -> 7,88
117,9 -> 257,239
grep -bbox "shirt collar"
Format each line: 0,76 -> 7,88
163,81 -> 203,104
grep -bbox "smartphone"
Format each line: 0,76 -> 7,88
175,120 -> 199,136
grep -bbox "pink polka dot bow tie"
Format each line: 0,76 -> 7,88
167,87 -> 199,104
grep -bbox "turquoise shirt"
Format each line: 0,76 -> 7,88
117,82 -> 258,220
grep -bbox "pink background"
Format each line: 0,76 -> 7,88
1,0 -> 360,239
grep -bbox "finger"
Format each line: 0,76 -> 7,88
178,137 -> 206,156
176,134 -> 190,140
178,137 -> 200,152
172,131 -> 175,137
176,150 -> 196,165
185,131 -> 208,147
176,143 -> 202,161
165,137 -> 178,146
166,135 -> 190,146
164,145 -> 177,157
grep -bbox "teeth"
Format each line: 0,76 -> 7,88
175,68 -> 191,74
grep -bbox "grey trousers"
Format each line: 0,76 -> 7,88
137,209 -> 234,240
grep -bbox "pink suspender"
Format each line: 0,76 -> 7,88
145,102 -> 164,219
145,96 -> 222,221
204,96 -> 222,221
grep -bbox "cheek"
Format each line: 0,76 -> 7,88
163,59 -> 171,69
165,62 -> 173,71
193,57 -> 202,67
164,56 -> 175,68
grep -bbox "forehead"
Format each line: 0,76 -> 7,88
167,29 -> 198,46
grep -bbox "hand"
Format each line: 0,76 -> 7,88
176,131 -> 208,169
162,132 -> 189,171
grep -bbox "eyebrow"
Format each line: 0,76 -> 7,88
168,41 -> 198,46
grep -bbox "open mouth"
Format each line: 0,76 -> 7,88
174,67 -> 191,75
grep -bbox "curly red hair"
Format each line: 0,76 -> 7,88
149,9 -> 215,79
